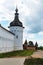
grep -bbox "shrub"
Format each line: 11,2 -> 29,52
38,46 -> 43,50
24,58 -> 43,65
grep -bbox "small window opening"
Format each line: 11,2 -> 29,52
16,35 -> 18,38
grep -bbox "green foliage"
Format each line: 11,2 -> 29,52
24,58 -> 43,65
38,46 -> 43,50
0,50 -> 34,58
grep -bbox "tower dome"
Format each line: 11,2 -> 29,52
9,7 -> 23,27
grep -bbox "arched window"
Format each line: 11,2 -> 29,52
16,35 -> 18,38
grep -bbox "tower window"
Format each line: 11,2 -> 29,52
16,35 -> 18,38
16,28 -> 17,29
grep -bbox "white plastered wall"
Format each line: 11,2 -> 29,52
0,27 -> 15,53
10,26 -> 23,50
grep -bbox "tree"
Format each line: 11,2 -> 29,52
38,46 -> 43,50
29,41 -> 34,46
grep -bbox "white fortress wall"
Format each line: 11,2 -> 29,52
0,27 -> 15,53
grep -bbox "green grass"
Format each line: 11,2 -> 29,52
0,50 -> 34,58
24,58 -> 43,65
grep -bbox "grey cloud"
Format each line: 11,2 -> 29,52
24,4 -> 43,33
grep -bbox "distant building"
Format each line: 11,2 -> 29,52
0,7 -> 24,53
23,41 -> 38,50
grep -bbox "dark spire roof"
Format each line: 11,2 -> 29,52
9,7 -> 24,28
15,7 -> 18,13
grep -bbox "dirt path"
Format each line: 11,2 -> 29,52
0,57 -> 26,65
31,50 -> 43,58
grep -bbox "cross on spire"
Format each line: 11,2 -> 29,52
15,6 -> 18,13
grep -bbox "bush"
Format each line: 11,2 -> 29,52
24,58 -> 43,65
38,46 -> 43,50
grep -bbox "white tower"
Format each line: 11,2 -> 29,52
9,8 -> 24,50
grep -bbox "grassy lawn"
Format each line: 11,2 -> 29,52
0,50 -> 34,58
24,58 -> 43,65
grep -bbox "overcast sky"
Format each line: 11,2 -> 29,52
0,0 -> 43,46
